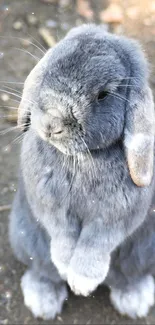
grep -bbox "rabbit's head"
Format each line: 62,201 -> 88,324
18,25 -> 155,187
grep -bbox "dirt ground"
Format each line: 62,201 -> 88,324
0,0 -> 155,324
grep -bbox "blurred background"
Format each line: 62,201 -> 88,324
0,1 -> 155,324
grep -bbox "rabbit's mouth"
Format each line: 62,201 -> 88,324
31,116 -> 87,156
35,126 -> 88,156
48,137 -> 87,156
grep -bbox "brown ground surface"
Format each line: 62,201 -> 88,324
0,0 -> 155,324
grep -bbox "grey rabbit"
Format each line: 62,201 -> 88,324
9,24 -> 155,320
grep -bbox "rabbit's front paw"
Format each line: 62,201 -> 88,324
67,269 -> 101,296
51,237 -> 77,280
51,248 -> 68,280
67,255 -> 110,296
52,257 -> 68,281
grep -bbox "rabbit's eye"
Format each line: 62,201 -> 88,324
97,90 -> 108,101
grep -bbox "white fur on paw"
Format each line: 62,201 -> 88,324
52,256 -> 68,281
67,256 -> 110,296
110,275 -> 155,319
67,268 -> 104,296
21,270 -> 68,320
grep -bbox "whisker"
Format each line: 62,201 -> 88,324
118,77 -> 140,80
60,154 -> 69,185
0,81 -> 24,85
0,88 -> 22,100
108,92 -> 131,104
80,136 -> 97,182
0,89 -> 35,105
100,131 -> 104,145
3,85 -> 23,95
3,132 -> 25,151
10,99 -> 20,104
68,154 -> 76,197
0,106 -> 18,110
13,48 -> 40,62
0,124 -> 28,135
61,153 -> 76,203
27,33 -> 47,53
118,84 -> 142,90
11,133 -> 25,145
0,114 -> 18,118
0,35 -> 45,55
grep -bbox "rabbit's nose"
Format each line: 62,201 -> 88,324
47,119 -> 64,137
52,126 -> 63,135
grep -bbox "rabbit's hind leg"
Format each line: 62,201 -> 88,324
21,268 -> 68,320
9,184 -> 68,319
9,187 -> 51,266
110,275 -> 154,319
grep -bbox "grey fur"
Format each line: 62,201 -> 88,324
9,24 -> 155,319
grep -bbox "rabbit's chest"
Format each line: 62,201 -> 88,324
70,157 -> 129,216
38,148 -> 127,203
22,134 -> 132,220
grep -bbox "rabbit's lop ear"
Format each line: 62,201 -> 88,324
124,87 -> 155,187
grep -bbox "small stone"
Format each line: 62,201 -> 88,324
26,14 -> 38,26
100,4 -> 123,24
1,93 -> 10,102
57,316 -> 63,322
5,291 -> 12,300
13,21 -> 24,31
